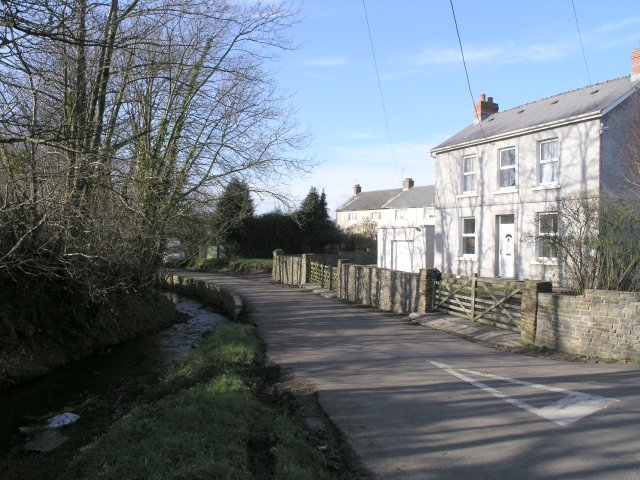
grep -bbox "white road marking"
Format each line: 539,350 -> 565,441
430,361 -> 619,426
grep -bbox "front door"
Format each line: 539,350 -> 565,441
498,215 -> 515,278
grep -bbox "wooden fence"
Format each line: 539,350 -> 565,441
309,261 -> 338,290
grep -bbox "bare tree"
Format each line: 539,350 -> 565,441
523,194 -> 640,293
0,0 -> 307,301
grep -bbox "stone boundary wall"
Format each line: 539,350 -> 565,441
339,262 -> 420,314
273,250 -> 431,315
536,290 -> 640,361
162,274 -> 243,320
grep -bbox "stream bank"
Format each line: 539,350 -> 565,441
1,289 -> 185,389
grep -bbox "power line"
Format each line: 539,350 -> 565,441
449,0 -> 487,140
571,0 -> 598,109
362,0 -> 400,181
571,0 -> 592,86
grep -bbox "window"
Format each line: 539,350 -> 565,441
395,209 -> 407,220
539,139 -> 558,184
424,207 -> 435,219
348,212 -> 357,221
371,211 -> 382,220
499,147 -> 516,188
537,212 -> 558,258
462,155 -> 476,193
462,217 -> 476,255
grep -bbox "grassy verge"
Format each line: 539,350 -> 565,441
65,322 -> 334,480
191,257 -> 273,274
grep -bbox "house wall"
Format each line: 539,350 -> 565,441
377,225 -> 435,273
434,119 -> 601,282
600,88 -> 640,196
336,205 -> 436,231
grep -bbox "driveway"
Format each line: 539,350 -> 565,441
178,271 -> 640,480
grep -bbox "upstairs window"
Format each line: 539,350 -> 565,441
348,212 -> 357,221
499,147 -> 516,188
424,207 -> 435,219
462,155 -> 476,193
395,208 -> 407,220
371,211 -> 382,220
537,212 -> 558,259
462,217 -> 476,255
539,139 -> 559,184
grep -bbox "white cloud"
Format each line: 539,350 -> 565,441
403,42 -> 575,68
300,56 -> 349,67
597,16 -> 640,34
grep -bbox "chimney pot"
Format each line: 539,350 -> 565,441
353,184 -> 362,195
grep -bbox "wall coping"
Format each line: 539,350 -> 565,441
161,274 -> 244,321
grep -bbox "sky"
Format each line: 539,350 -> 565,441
258,0 -> 640,216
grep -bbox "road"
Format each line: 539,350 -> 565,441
179,271 -> 640,480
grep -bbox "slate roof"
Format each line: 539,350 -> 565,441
432,75 -> 640,152
337,185 -> 435,212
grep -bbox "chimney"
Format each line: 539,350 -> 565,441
402,178 -> 414,190
353,184 -> 362,195
632,48 -> 640,81
474,93 -> 499,123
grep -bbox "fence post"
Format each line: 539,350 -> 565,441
520,280 -> 553,344
337,259 -> 350,300
301,253 -> 314,285
272,249 -> 284,283
470,273 -> 478,321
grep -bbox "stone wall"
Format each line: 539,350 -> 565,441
536,290 -> 640,360
339,262 -> 421,314
162,274 -> 243,320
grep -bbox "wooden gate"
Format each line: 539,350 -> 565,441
435,274 -> 523,332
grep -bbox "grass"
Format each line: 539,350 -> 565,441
191,257 -> 273,274
65,323 -> 333,480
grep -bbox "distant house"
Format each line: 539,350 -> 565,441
335,178 -> 436,273
430,49 -> 640,282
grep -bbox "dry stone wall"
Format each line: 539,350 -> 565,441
536,290 -> 640,360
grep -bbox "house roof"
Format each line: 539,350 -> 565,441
432,75 -> 640,153
337,185 -> 435,212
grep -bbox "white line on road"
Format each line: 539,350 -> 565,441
430,361 -> 619,426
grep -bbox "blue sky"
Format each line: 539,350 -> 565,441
262,0 -> 640,216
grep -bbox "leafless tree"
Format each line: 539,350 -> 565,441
523,194 -> 640,293
0,0 -> 307,301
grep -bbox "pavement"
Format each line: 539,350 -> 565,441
300,282 -> 524,349
176,271 -> 640,480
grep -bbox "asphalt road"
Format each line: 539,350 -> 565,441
179,271 -> 640,480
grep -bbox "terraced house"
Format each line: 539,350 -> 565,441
336,179 -> 436,273
430,49 -> 640,282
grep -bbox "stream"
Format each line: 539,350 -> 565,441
0,292 -> 228,454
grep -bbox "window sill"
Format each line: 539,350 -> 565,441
457,192 -> 479,198
530,258 -> 558,266
493,187 -> 518,195
457,256 -> 477,262
532,184 -> 561,191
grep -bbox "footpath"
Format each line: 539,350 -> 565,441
174,271 -> 640,480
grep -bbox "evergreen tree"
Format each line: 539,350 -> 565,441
212,179 -> 255,257
297,187 -> 338,252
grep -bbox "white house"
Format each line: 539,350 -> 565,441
335,179 -> 436,273
430,49 -> 640,283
